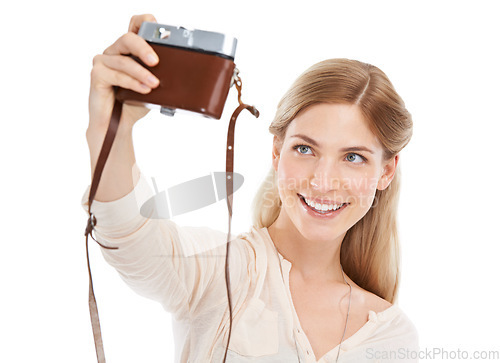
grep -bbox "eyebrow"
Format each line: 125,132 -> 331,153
290,134 -> 375,154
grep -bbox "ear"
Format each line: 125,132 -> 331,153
377,154 -> 399,190
272,136 -> 281,172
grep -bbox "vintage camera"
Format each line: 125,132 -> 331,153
115,22 -> 238,119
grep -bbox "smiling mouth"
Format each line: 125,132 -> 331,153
297,194 -> 349,214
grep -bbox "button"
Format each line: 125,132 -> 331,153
307,350 -> 311,355
296,328 -> 301,333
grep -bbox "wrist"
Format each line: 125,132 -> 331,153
86,121 -> 133,144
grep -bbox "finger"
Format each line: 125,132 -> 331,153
103,32 -> 159,67
91,62 -> 153,94
128,14 -> 157,33
93,54 -> 159,88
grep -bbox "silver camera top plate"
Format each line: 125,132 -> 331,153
138,22 -> 237,60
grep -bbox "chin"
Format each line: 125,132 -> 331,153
291,201 -> 369,244
293,218 -> 348,243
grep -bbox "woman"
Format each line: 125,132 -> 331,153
83,13 -> 418,362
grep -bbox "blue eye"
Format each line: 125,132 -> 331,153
345,153 -> 366,163
293,144 -> 312,155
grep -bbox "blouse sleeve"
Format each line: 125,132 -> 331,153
80,169 -> 247,321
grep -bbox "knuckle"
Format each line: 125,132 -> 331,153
119,32 -> 131,43
108,72 -> 121,88
115,55 -> 127,68
129,14 -> 138,26
143,13 -> 156,22
90,62 -> 101,78
111,70 -> 122,83
90,66 -> 102,85
102,44 -> 113,55
121,31 -> 138,47
92,54 -> 105,66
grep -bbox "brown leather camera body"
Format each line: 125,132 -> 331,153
115,42 -> 236,119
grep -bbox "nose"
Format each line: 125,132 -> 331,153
310,159 -> 341,193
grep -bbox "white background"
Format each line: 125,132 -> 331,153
1,0 -> 499,362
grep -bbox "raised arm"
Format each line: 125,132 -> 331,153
82,14 -> 252,322
86,14 -> 160,202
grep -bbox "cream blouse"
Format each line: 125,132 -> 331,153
81,171 -> 419,362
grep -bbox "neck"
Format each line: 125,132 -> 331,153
268,216 -> 347,284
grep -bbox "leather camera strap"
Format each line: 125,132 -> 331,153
84,78 -> 258,362
222,96 -> 259,363
84,97 -> 122,363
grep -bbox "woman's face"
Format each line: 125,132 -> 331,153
272,103 -> 398,242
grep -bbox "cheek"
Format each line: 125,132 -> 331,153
277,157 -> 308,186
276,158 -> 309,206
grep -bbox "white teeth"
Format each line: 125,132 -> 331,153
303,196 -> 344,212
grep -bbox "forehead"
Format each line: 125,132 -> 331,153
284,103 -> 382,149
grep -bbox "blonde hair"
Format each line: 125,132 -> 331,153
251,59 -> 413,303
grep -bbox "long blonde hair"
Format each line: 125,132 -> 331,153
251,59 -> 413,303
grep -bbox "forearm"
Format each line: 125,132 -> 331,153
86,123 -> 139,202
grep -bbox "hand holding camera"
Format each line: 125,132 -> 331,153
88,14 -> 161,135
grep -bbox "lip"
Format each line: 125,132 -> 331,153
298,193 -> 347,206
298,194 -> 348,219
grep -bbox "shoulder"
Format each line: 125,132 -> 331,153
361,288 -> 393,314
235,225 -> 272,257
345,289 -> 419,357
360,292 -> 419,350
347,280 -> 392,317
351,286 -> 418,341
341,302 -> 419,362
